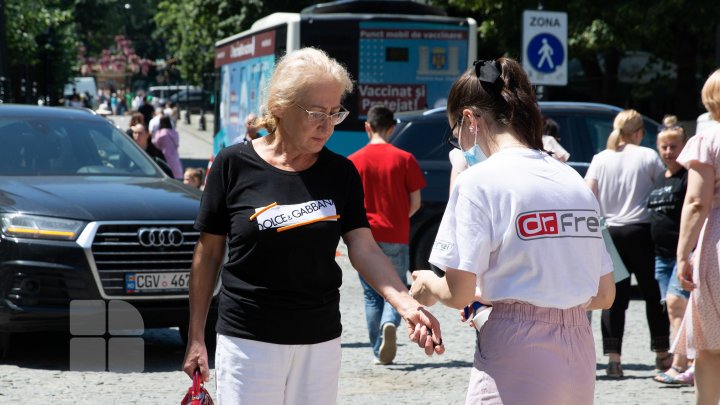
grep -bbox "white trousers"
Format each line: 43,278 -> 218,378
215,334 -> 341,405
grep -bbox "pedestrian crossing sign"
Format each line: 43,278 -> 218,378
522,10 -> 568,86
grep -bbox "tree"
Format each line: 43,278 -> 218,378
431,0 -> 720,120
5,0 -> 79,103
154,0 -> 316,85
72,0 -> 167,92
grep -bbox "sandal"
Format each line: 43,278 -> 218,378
655,353 -> 673,372
672,366 -> 695,386
653,366 -> 683,384
607,361 -> 624,378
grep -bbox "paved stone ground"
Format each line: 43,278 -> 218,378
0,242 -> 695,404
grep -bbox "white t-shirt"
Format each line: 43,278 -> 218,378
430,148 -> 613,309
542,135 -> 570,162
585,145 -> 664,226
148,114 -> 162,136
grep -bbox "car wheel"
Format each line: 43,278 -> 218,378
413,221 -> 440,270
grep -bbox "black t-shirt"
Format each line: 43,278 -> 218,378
195,141 -> 369,344
647,168 -> 687,257
137,103 -> 155,128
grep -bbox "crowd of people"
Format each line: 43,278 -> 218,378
149,46 -> 720,404
107,89 -> 208,188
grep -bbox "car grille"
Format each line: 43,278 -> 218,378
91,223 -> 198,297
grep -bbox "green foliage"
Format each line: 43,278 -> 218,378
430,0 -> 720,117
72,0 -> 126,55
5,0 -> 78,66
154,0 -> 316,85
4,0 -> 79,101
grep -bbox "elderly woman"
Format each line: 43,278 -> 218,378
181,48 -> 444,404
410,58 -> 615,404
674,68 -> 720,404
585,109 -> 670,378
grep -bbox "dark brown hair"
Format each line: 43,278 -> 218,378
446,57 -> 543,150
159,116 -> 173,130
129,112 -> 145,128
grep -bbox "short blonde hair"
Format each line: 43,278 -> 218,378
662,114 -> 679,128
607,109 -> 643,150
701,69 -> 720,121
257,47 -> 353,133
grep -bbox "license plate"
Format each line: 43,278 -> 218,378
125,272 -> 190,293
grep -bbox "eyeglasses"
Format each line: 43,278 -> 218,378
294,104 -> 349,125
446,131 -> 461,149
446,120 -> 461,149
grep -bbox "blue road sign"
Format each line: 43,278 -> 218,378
527,33 -> 564,74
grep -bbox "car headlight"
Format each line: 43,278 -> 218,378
0,214 -> 85,241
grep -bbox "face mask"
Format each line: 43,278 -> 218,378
459,116 -> 488,166
463,144 -> 486,166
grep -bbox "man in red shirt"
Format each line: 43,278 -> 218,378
349,106 -> 426,365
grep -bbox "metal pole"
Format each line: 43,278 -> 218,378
184,83 -> 191,124
198,74 -> 206,131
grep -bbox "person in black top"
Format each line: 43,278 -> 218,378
125,112 -> 145,138
647,120 -> 694,385
137,95 -> 155,128
181,47 -> 445,404
129,123 -> 174,178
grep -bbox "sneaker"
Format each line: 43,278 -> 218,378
377,323 -> 397,365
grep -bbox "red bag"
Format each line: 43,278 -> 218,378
181,369 -> 214,405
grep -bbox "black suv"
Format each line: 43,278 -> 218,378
0,105 -> 217,354
391,102 -> 660,269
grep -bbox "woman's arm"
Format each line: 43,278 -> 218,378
677,162 -> 715,290
343,228 -> 444,355
410,269 -> 477,309
182,232 -> 226,381
585,178 -> 599,199
585,272 -> 616,310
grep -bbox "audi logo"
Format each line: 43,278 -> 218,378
137,227 -> 184,247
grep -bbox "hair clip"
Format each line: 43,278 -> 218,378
473,59 -> 501,86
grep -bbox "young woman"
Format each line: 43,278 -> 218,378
153,116 -> 183,179
674,68 -> 720,404
585,109 -> 670,378
647,121 -> 693,385
410,58 -> 615,404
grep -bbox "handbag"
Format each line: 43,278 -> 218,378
181,369 -> 215,405
600,218 -> 630,283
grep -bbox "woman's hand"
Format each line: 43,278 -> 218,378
409,270 -> 440,307
404,306 -> 445,356
677,257 -> 696,291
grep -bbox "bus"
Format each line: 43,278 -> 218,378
212,0 -> 477,157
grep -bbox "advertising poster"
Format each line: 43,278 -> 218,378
214,31 -> 276,155
357,21 -> 469,117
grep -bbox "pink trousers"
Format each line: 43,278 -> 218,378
466,303 -> 595,405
